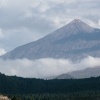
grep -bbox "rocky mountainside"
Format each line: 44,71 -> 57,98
1,19 -> 100,60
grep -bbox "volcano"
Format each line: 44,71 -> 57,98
2,19 -> 100,60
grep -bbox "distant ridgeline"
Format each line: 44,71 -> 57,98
0,73 -> 100,95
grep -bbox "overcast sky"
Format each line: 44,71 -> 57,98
0,0 -> 100,54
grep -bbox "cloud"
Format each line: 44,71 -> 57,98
0,28 -> 4,38
44,0 -> 100,28
0,56 -> 100,78
0,48 -> 6,56
0,0 -> 8,8
0,0 -> 100,51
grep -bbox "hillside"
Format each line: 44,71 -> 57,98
1,19 -> 100,60
56,66 -> 100,79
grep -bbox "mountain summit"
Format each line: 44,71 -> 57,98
67,19 -> 94,33
1,19 -> 100,60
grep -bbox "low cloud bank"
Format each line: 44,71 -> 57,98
0,56 -> 100,78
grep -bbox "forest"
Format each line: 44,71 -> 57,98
0,73 -> 100,100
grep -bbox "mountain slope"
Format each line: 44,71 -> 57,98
1,19 -> 100,60
69,67 -> 100,79
55,74 -> 74,79
56,67 -> 100,79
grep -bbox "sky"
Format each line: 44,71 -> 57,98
0,0 -> 100,54
0,0 -> 100,78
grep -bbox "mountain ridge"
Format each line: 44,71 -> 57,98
1,19 -> 100,60
55,66 -> 100,79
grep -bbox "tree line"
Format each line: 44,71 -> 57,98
0,73 -> 100,99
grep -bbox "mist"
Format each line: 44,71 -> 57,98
0,56 -> 100,78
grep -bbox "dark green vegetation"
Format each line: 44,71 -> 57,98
1,73 -> 100,100
9,92 -> 100,100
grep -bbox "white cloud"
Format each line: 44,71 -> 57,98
0,0 -> 8,8
0,48 -> 6,56
98,20 -> 100,27
0,0 -> 99,51
0,56 -> 100,78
